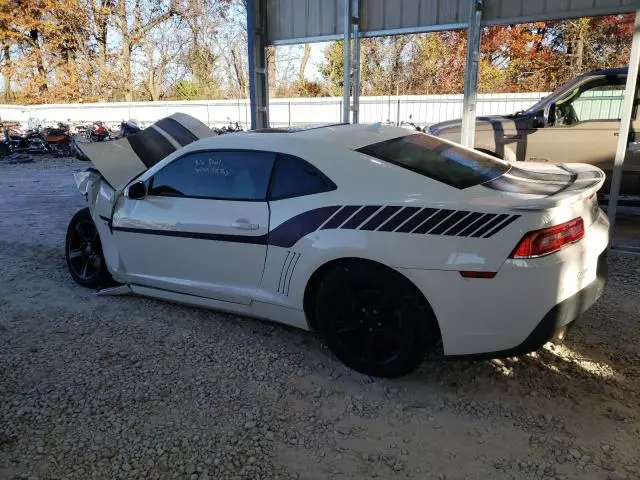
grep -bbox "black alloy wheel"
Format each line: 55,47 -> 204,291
316,262 -> 439,378
65,208 -> 114,288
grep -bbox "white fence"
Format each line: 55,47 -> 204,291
0,92 -> 548,129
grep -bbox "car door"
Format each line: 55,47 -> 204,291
112,149 -> 275,304
524,76 -> 626,173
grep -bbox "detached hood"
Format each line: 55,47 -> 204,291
78,113 -> 213,190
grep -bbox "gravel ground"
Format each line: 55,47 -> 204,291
1,156 -> 639,480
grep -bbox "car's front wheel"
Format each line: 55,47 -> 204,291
65,208 -> 114,289
315,261 -> 440,378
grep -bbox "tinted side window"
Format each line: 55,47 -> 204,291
149,150 -> 275,201
269,154 -> 337,200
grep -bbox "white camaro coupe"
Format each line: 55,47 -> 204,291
67,115 -> 609,377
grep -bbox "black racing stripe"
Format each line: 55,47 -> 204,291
285,253 -> 301,296
360,206 -> 402,231
396,208 -> 437,233
321,205 -> 360,229
483,215 -> 521,238
277,251 -> 292,293
112,226 -> 267,244
457,213 -> 496,237
471,214 -> 510,238
429,210 -> 470,235
378,207 -> 421,232
341,206 -> 382,229
154,117 -> 199,146
269,206 -> 341,248
414,209 -> 455,234
127,128 -> 176,168
445,212 -> 483,236
281,252 -> 298,295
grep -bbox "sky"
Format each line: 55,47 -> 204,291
275,43 -> 328,82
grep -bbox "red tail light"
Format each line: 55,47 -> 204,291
510,217 -> 584,259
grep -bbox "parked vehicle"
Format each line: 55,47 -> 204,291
429,67 -> 640,197
65,120 -> 608,378
119,119 -> 142,138
42,123 -> 72,157
2,123 -> 48,154
212,118 -> 244,135
87,121 -> 110,142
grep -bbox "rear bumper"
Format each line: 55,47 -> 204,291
398,209 -> 609,356
447,251 -> 607,360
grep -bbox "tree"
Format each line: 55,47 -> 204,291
114,0 -> 177,101
0,5 -> 634,104
317,41 -> 343,96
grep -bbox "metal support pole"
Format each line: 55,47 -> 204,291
342,0 -> 352,124
247,0 -> 269,130
607,10 -> 640,240
460,0 -> 483,148
351,0 -> 361,124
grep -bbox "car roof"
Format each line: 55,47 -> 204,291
582,67 -> 627,77
254,123 -> 411,150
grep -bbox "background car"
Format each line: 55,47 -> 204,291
66,119 -> 609,377
429,67 -> 640,198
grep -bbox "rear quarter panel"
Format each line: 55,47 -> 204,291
261,166 -> 530,312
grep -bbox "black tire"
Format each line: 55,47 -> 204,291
65,208 -> 115,288
315,261 -> 440,378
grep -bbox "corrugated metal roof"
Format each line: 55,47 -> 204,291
266,0 -> 638,45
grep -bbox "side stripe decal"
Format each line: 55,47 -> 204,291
360,206 -> 402,231
341,205 -> 382,229
112,205 -> 520,248
277,251 -> 302,296
397,208 -> 438,233
112,225 -> 268,244
413,209 -> 455,234
269,205 -> 341,248
321,205 -> 360,230
377,206 -> 421,232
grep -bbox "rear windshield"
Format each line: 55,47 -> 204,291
357,134 -> 510,189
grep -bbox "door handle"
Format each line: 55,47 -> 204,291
232,220 -> 259,231
503,134 -> 523,141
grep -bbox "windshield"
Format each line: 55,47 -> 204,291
520,76 -> 586,115
357,134 -> 510,189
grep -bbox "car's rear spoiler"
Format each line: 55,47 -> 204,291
482,163 -> 606,210
77,113 -> 213,190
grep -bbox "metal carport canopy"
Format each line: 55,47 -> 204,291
265,0 -> 638,45
248,0 -> 640,251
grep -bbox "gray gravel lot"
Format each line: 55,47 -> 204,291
1,156 -> 639,480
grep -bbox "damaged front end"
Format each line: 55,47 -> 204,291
67,113 -> 214,286
72,167 -> 123,281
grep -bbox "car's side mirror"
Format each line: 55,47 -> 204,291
127,181 -> 147,200
543,102 -> 556,127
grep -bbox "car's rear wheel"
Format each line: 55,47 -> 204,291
315,261 -> 439,378
65,208 -> 114,288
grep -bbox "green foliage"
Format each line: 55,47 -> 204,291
317,41 -> 344,96
174,80 -> 201,100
